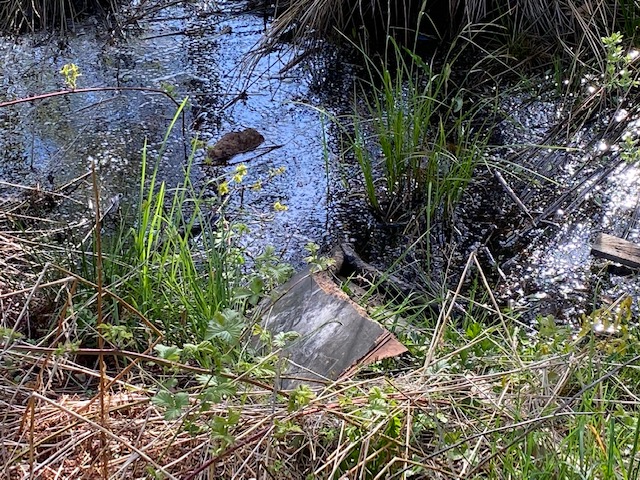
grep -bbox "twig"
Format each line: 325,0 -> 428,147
4,344 -> 280,394
91,166 -> 109,480
0,277 -> 75,300
183,426 -> 275,480
3,263 -> 52,344
472,254 -> 524,369
0,86 -> 191,161
0,86 -> 180,109
423,252 -> 475,370
493,170 -> 533,219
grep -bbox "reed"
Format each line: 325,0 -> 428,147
0,0 -> 118,32
265,0 -> 636,53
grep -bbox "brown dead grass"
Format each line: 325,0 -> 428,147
0,305 -> 579,480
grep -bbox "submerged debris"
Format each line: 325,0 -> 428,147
206,128 -> 265,164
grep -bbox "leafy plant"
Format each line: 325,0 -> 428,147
303,242 -> 335,273
602,32 -> 640,91
151,390 -> 190,421
287,384 -> 316,411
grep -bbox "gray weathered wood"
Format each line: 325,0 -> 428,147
591,233 -> 640,268
259,268 -> 407,388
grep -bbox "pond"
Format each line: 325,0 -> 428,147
0,0 -> 349,265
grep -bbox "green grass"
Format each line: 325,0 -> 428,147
363,266 -> 640,479
349,38 -> 489,226
66,101 -> 294,371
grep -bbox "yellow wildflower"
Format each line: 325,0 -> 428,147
218,181 -> 229,196
274,201 -> 288,211
232,163 -> 248,183
268,166 -> 286,178
251,179 -> 262,191
60,63 -> 82,90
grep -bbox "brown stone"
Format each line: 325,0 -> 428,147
206,128 -> 264,164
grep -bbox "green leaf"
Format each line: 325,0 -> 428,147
453,95 -> 463,113
154,344 -> 182,362
288,384 -> 316,411
250,275 -> 264,294
465,322 -> 482,340
196,374 -> 217,386
273,331 -> 301,348
182,341 -> 218,359
209,410 -> 239,449
98,324 -> 133,347
195,374 -> 236,403
274,419 -> 304,438
385,413 -> 402,438
152,391 -> 174,409
0,327 -> 23,341
205,309 -> 245,344
151,391 -> 190,420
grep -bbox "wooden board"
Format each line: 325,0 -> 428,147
591,233 -> 640,268
259,268 -> 407,388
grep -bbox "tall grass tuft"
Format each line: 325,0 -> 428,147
264,0 -> 636,57
75,100 -> 293,353
348,37 -> 489,230
96,166 -> 245,347
0,0 -> 118,32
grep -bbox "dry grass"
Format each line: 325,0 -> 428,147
262,0 -> 626,55
0,175 -> 96,336
0,197 -> 587,479
0,334 -> 581,479
1,169 -> 638,478
0,186 -> 57,334
1,223 -> 637,479
0,0 -> 118,32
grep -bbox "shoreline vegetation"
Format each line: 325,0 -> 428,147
0,0 -> 119,32
2,0 -> 640,478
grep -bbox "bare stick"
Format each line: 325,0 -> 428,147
0,86 -> 181,109
91,165 -> 109,480
493,170 -> 533,219
423,251 -> 475,370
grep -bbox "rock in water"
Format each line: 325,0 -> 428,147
207,128 -> 264,164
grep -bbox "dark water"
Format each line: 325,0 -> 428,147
461,83 -> 640,326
